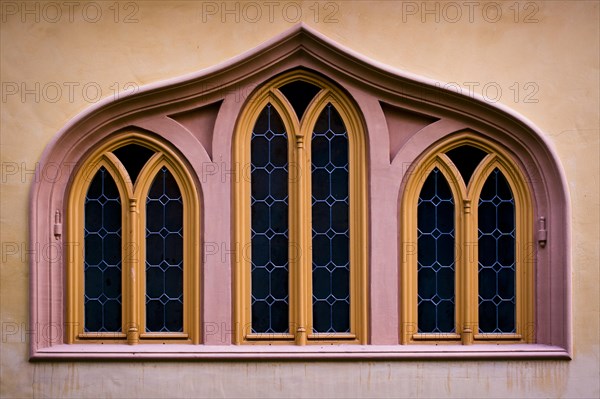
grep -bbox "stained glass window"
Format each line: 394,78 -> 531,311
250,104 -> 289,333
478,168 -> 516,334
417,168 -> 455,333
84,167 -> 122,332
311,103 -> 350,334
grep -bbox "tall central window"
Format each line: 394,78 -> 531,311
234,72 -> 368,344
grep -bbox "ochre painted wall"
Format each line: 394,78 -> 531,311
1,1 -> 598,397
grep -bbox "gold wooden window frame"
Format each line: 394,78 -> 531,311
233,71 -> 368,345
66,133 -> 201,344
400,133 -> 534,345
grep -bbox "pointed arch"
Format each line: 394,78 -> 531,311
401,132 -> 534,344
401,155 -> 466,342
65,132 -> 200,344
233,69 -> 368,345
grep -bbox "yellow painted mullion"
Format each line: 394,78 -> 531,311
462,197 -> 476,345
455,201 -> 466,344
287,111 -> 300,342
295,131 -> 309,345
298,109 -> 314,344
125,196 -> 141,344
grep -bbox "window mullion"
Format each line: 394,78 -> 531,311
461,197 -> 476,345
293,131 -> 310,345
123,196 -> 140,344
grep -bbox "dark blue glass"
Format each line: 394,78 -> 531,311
84,167 -> 122,332
251,104 -> 289,334
145,167 -> 183,333
311,104 -> 350,334
417,168 -> 455,333
478,168 -> 516,333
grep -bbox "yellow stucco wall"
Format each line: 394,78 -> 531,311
1,1 -> 598,397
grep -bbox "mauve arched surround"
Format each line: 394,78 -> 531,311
29,24 -> 570,359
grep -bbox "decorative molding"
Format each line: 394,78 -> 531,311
380,101 -> 439,163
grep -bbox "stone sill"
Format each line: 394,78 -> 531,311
31,344 -> 571,361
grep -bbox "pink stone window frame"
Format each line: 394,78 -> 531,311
29,24 -> 571,360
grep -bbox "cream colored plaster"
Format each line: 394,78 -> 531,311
1,1 -> 598,398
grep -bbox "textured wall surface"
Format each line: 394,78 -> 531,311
1,1 -> 598,398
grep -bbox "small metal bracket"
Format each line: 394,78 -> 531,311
538,216 -> 547,248
53,210 -> 62,240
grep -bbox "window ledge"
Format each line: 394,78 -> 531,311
31,344 -> 570,361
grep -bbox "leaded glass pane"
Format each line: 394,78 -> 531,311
478,168 -> 516,333
251,104 -> 289,334
311,103 -> 350,334
84,167 -> 122,332
145,167 -> 183,333
417,168 -> 455,333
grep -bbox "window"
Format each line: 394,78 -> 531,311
66,134 -> 201,344
29,26 -> 569,359
233,71 -> 368,344
400,135 -> 534,344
